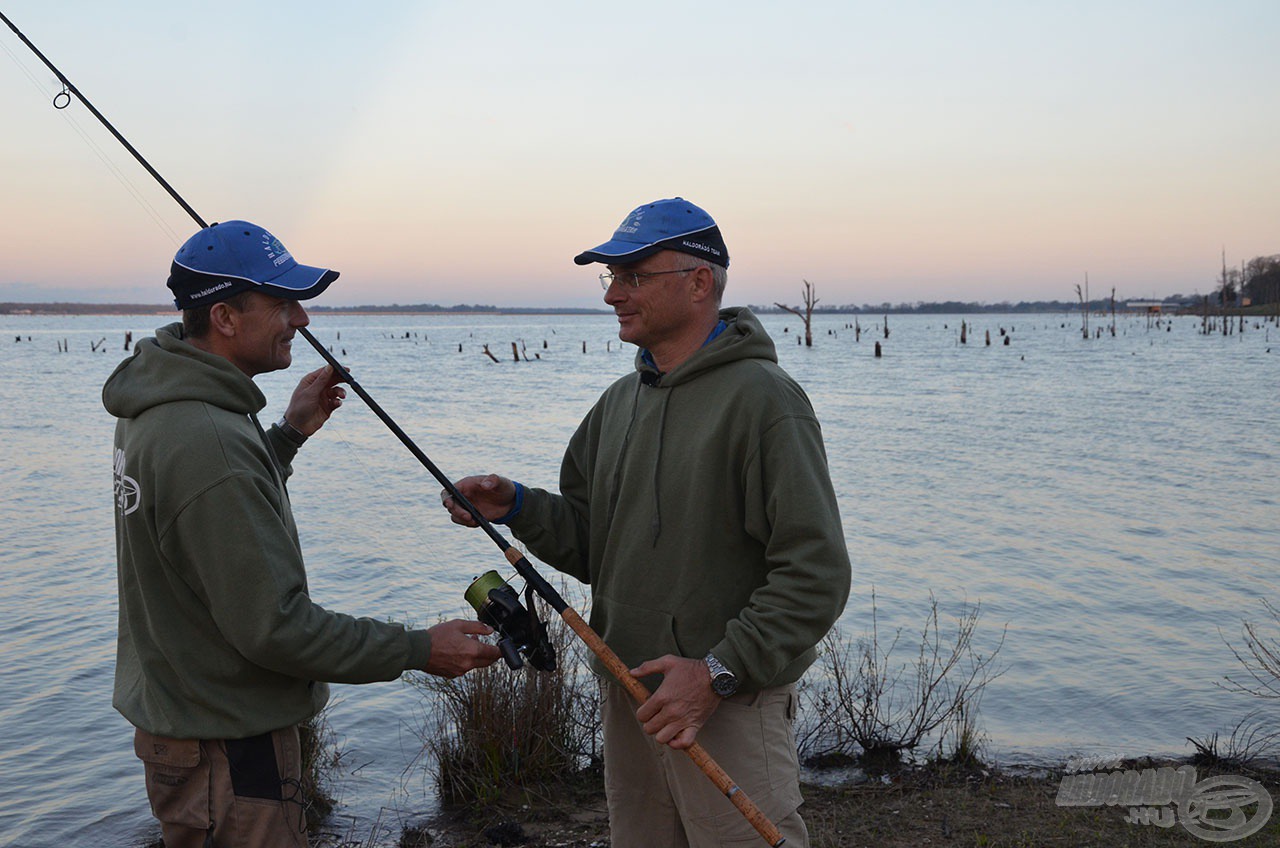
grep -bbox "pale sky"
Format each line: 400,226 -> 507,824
2,1 -> 1276,308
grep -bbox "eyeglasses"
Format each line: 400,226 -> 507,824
599,267 -> 699,291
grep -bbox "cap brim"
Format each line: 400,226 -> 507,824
573,241 -> 665,266
257,265 -> 340,300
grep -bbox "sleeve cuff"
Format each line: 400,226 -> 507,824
494,482 -> 525,524
407,628 -> 433,672
266,425 -> 300,467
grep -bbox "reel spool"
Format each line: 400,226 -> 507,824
465,570 -> 556,672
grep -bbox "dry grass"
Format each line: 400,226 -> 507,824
405,587 -> 602,809
299,705 -> 343,830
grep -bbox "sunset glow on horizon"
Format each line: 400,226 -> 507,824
3,1 -> 1276,308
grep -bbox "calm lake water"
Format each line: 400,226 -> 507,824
0,309 -> 1276,847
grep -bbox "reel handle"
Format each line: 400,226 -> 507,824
497,639 -> 524,670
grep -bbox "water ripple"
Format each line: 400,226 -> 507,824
2,311 -> 1276,846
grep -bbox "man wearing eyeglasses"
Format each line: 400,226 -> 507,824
443,198 -> 851,847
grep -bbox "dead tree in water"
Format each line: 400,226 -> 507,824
775,279 -> 818,347
1075,275 -> 1090,340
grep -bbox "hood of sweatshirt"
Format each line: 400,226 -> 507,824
103,322 -> 266,420
634,305 -> 777,386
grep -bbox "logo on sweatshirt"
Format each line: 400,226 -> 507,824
114,448 -> 140,516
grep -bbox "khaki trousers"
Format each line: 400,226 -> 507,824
601,681 -> 809,848
133,725 -> 309,848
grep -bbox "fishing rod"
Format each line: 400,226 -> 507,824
2,12 -> 785,845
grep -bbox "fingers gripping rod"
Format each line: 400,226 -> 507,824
0,11 -> 783,841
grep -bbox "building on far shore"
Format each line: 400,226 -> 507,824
1124,300 -> 1182,314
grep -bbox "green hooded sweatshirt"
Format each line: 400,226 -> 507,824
104,323 -> 431,739
509,307 -> 851,692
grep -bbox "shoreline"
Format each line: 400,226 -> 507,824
309,754 -> 1280,848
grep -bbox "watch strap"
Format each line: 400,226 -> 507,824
704,652 -> 739,697
276,416 -> 308,447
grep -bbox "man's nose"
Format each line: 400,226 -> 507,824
603,278 -> 627,304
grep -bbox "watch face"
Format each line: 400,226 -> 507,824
712,673 -> 738,696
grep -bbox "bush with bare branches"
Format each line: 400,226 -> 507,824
798,593 -> 1006,771
1223,598 -> 1280,702
1203,598 -> 1280,766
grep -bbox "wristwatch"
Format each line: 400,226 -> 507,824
276,415 -> 308,447
705,652 -> 739,697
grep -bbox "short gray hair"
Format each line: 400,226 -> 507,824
688,257 -> 728,304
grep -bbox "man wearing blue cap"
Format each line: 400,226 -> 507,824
105,221 -> 501,848
443,199 -> 851,847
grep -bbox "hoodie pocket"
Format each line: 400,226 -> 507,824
591,593 -> 684,679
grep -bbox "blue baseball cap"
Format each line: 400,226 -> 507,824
167,220 -> 339,310
574,198 -> 729,268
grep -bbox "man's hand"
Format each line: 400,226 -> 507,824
422,619 -> 502,678
630,654 -> 722,750
284,364 -> 348,436
442,474 -> 516,526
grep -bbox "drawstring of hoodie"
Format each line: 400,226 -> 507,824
250,413 -> 288,490
608,371 -> 673,545
649,387 -> 671,545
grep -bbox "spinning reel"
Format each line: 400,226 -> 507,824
464,571 -> 556,672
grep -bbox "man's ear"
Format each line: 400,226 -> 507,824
688,265 -> 716,303
207,301 -> 240,338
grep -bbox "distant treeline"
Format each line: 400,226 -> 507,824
1222,254 -> 1280,307
307,304 -> 609,315
750,298 -> 1194,315
0,302 -> 174,315
1,296 -> 1257,317
0,302 -> 608,316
